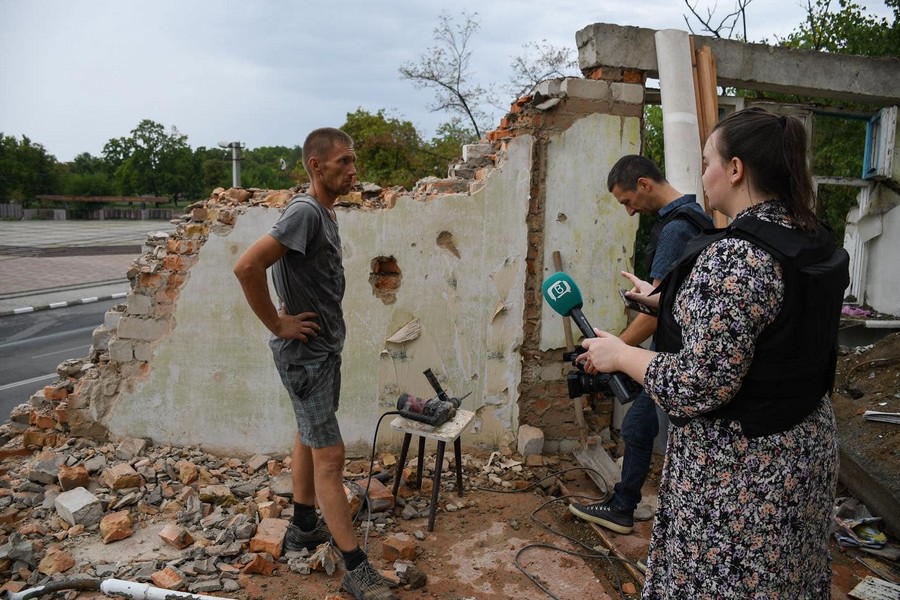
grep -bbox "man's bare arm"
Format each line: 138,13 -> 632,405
232,234 -> 320,341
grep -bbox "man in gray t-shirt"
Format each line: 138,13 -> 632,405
233,128 -> 396,600
269,193 -> 345,364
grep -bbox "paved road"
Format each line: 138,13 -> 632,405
0,299 -> 118,421
0,219 -> 175,422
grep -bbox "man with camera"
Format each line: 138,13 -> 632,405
569,155 -> 711,534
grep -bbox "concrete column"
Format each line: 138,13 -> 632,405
655,29 -> 703,199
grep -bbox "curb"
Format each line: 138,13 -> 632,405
0,291 -> 128,318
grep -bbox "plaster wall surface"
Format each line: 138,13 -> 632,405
540,113 -> 640,351
105,208 -> 296,454
865,204 -> 900,316
105,136 -> 533,455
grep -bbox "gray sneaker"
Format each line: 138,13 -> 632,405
341,559 -> 397,600
284,520 -> 331,552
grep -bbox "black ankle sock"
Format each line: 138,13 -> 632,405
341,546 -> 366,571
292,502 -> 318,531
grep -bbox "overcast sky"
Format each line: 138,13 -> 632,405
1,0 -> 893,162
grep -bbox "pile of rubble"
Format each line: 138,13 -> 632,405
0,404 -> 572,598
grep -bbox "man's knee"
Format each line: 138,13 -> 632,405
311,444 -> 345,475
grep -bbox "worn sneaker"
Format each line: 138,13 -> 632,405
341,559 -> 397,600
284,520 -> 331,552
569,499 -> 634,534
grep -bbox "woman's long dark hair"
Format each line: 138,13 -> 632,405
712,107 -> 818,230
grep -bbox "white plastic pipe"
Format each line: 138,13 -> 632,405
99,579 -> 227,600
655,29 -> 704,200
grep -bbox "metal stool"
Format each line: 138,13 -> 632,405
390,409 -> 475,531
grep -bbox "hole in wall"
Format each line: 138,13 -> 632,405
369,256 -> 402,305
436,230 -> 461,258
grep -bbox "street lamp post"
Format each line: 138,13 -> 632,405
218,141 -> 244,188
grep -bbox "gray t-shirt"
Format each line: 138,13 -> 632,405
268,194 -> 345,364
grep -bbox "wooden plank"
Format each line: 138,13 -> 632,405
588,521 -> 646,587
691,41 -> 729,228
552,250 -> 585,429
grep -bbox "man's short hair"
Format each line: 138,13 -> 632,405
302,128 -> 354,176
607,155 -> 665,192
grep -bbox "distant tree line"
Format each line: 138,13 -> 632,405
0,110 -> 478,207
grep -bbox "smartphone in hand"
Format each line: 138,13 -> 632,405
620,289 -> 657,316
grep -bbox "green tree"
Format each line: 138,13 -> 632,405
61,152 -> 116,196
785,0 -> 899,56
195,146 -> 232,192
103,119 -> 197,199
341,108 -> 429,189
241,145 -> 302,190
0,134 -> 61,204
426,118 -> 478,172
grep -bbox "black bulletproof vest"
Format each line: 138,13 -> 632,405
645,203 -> 714,273
654,215 -> 850,438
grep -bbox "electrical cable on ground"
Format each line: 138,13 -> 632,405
343,411 -> 643,599
350,409 -> 401,552
475,466 -> 644,600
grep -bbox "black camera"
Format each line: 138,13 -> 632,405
563,352 -> 641,404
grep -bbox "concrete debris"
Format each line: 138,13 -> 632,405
0,413 -> 574,595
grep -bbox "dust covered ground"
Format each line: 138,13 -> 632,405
2,334 -> 900,599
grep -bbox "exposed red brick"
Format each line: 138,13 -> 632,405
99,510 -> 134,544
37,547 -> 75,575
382,532 -> 417,561
58,464 -> 90,491
241,553 -> 277,575
151,566 -> 185,590
159,523 -> 194,549
623,69 -> 646,84
249,518 -> 288,558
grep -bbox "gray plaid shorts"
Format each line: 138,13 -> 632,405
275,354 -> 342,448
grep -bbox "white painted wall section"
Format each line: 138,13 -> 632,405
540,113 -> 640,351
105,136 -> 534,455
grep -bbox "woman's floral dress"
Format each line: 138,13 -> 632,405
642,200 -> 838,599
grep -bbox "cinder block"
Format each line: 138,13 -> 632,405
91,326 -> 110,351
534,79 -> 562,97
126,292 -> 153,315
462,143 -> 492,162
517,424 -> 545,457
117,316 -> 169,341
133,341 -> 154,362
108,339 -> 134,362
104,309 -> 123,331
610,82 -> 644,105
55,487 -> 103,527
560,78 -> 611,101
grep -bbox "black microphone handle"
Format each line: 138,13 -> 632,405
571,307 -> 635,395
569,307 -> 595,339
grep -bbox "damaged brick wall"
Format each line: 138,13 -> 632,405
491,76 -> 645,447
16,76 -> 644,456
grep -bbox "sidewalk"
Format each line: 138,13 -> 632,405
0,220 -> 175,316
